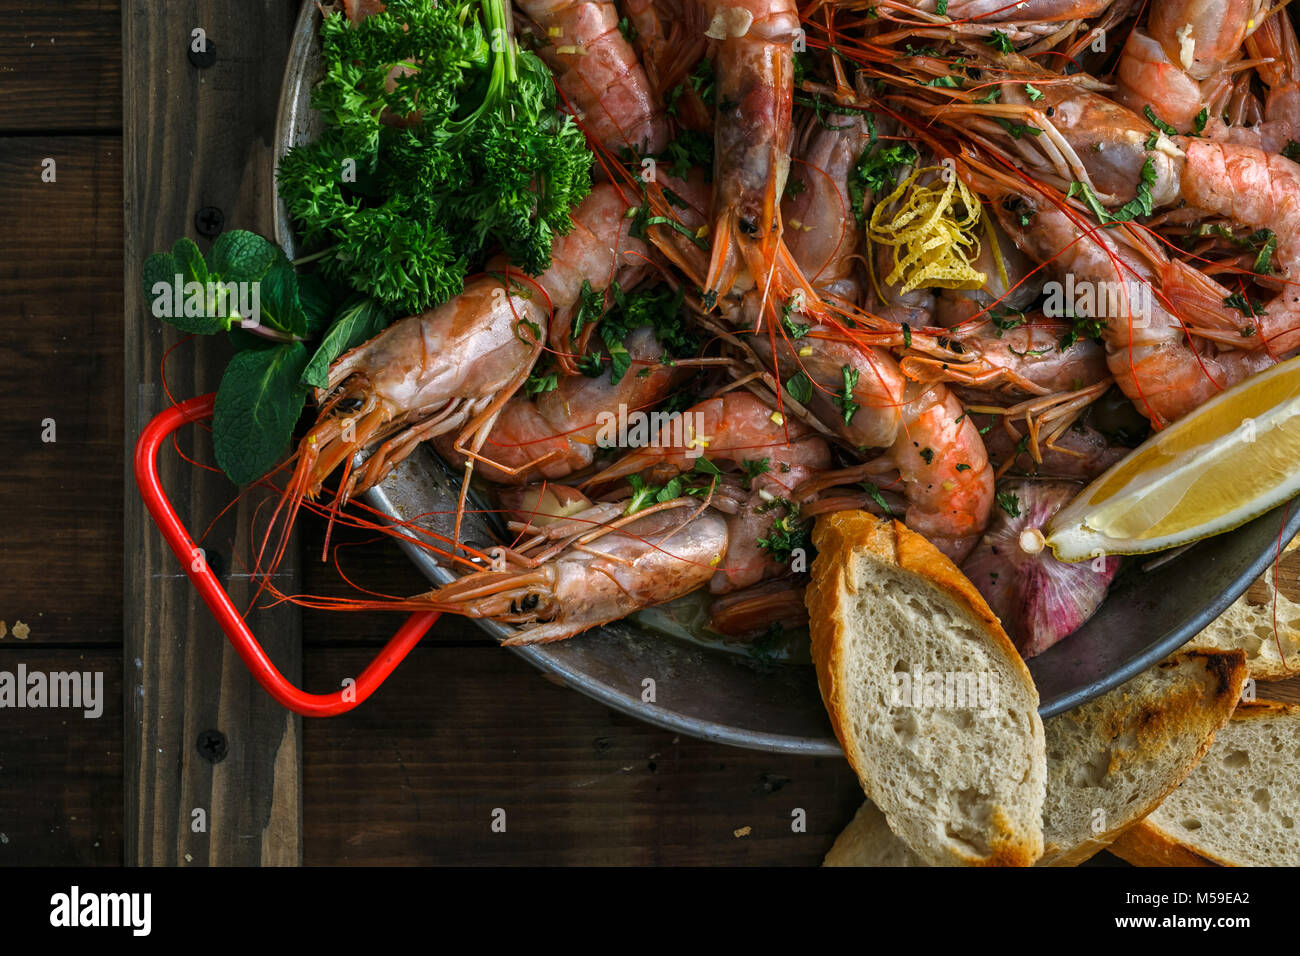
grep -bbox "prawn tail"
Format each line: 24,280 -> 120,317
1161,259 -> 1262,343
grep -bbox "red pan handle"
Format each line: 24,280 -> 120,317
133,393 -> 438,716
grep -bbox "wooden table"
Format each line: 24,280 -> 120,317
0,0 -> 1296,867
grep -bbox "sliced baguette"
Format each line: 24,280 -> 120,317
1109,699 -> 1300,867
824,648 -> 1247,867
824,800 -> 925,867
807,511 -> 1046,867
1189,557 -> 1300,679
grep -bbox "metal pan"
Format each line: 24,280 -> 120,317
272,0 -> 1300,753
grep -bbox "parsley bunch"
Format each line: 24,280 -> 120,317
277,0 -> 593,314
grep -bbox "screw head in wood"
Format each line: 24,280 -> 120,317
197,729 -> 228,764
195,206 -> 225,238
188,36 -> 217,69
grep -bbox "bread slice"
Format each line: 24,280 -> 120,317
807,511 -> 1046,866
823,649 -> 1247,867
1109,699 -> 1300,866
824,800 -> 925,867
1039,649 -> 1247,865
1189,557 -> 1300,679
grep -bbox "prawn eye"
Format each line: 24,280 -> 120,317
508,593 -> 542,616
336,397 -> 364,413
1002,196 -> 1031,218
738,216 -> 760,238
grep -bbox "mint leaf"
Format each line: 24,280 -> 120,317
208,230 -> 282,283
301,296 -> 389,389
140,246 -> 228,334
141,251 -> 178,313
213,342 -> 311,485
255,260 -> 308,336
172,237 -> 209,285
297,272 -> 337,337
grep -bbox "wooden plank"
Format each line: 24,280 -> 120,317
0,1 -> 122,131
0,136 -> 122,645
0,650 -> 122,865
299,518 -> 491,646
122,0 -> 303,866
303,646 -> 863,865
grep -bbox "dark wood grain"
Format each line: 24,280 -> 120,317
0,137 -> 122,646
303,646 -> 864,865
298,519 -> 492,647
0,1 -> 122,132
122,0 -> 303,866
0,650 -> 122,865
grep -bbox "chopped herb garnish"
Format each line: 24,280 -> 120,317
740,458 -> 771,490
835,365 -> 860,425
781,296 -> 811,339
995,117 -> 1043,139
1224,292 -> 1267,317
1067,156 -> 1156,225
756,498 -> 809,564
859,480 -> 893,515
785,371 -> 813,404
525,371 -> 558,395
986,30 -> 1015,54
1143,105 -> 1178,136
919,447 -> 934,465
848,141 -> 919,228
996,490 -> 1022,518
571,278 -> 603,342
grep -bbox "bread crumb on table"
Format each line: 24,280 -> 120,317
733,826 -> 751,838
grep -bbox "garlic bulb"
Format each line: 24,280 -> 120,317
962,480 -> 1120,658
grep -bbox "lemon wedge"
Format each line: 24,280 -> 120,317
1046,356 -> 1300,562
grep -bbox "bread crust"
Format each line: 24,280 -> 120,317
1107,699 -> 1297,867
1043,649 -> 1246,866
807,510 -> 1044,866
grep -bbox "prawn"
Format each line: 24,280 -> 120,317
432,325 -> 685,483
1113,0 -> 1268,134
718,296 -> 995,560
585,390 -> 833,591
1170,136 -> 1300,354
419,498 -> 732,644
1240,4 -> 1300,154
901,313 -> 1111,396
694,0 -> 806,301
989,177 -> 1275,426
267,182 -> 648,571
515,0 -> 671,154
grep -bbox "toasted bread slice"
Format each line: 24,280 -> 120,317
1189,553 -> 1300,680
1109,699 -> 1300,866
1039,649 -> 1246,865
824,649 -> 1247,867
807,511 -> 1046,866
